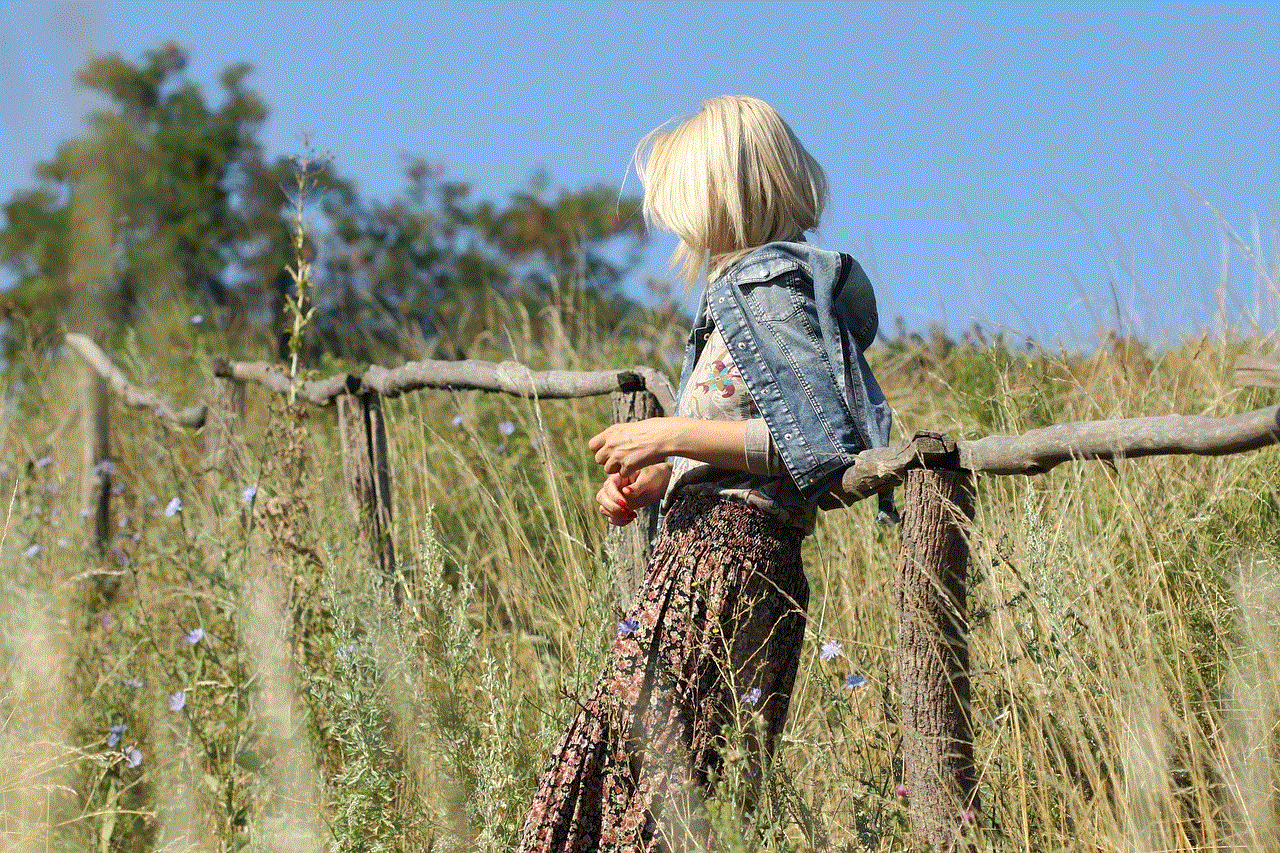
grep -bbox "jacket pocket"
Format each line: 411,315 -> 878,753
740,274 -> 809,323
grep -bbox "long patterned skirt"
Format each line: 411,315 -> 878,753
517,494 -> 809,853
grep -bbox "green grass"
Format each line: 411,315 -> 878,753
2,292 -> 1279,851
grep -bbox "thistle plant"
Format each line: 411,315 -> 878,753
283,140 -> 328,403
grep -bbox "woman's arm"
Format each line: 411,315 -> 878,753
589,417 -> 762,478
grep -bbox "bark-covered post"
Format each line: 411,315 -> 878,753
78,356 -> 111,553
202,361 -> 248,529
895,433 -> 978,852
608,374 -> 663,611
337,389 -> 398,600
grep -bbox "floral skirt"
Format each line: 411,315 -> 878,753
517,494 -> 809,853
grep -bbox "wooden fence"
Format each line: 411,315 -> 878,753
62,332 -> 1280,852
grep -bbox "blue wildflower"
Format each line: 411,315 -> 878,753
164,497 -> 181,517
190,314 -> 203,325
844,673 -> 868,689
451,414 -> 464,428
742,687 -> 762,705
107,723 -> 126,748
79,507 -> 92,518
820,640 -> 843,662
125,747 -> 143,768
112,483 -> 125,496
124,677 -> 143,689
618,618 -> 640,637
493,442 -> 507,455
168,690 -> 187,712
498,419 -> 515,437
241,484 -> 257,503
35,456 -> 52,468
181,627 -> 204,646
24,544 -> 40,559
93,459 -> 115,477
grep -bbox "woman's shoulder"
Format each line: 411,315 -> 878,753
728,240 -> 851,287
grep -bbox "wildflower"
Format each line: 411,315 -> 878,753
895,784 -> 908,799
498,419 -> 515,437
181,627 -> 204,646
56,538 -> 67,548
820,640 -> 843,661
124,677 -> 143,689
494,442 -> 507,455
618,618 -> 640,637
844,673 -> 867,689
107,723 -> 127,748
451,414 -> 464,428
742,687 -> 762,705
240,484 -> 257,503
35,456 -> 52,468
961,810 -> 975,824
118,516 -> 130,529
100,613 -> 114,630
190,314 -> 203,325
92,459 -> 115,477
148,374 -> 159,384
154,406 -> 168,418
338,643 -> 357,657
144,494 -> 157,504
112,483 -> 125,496
24,544 -> 40,559
79,507 -> 92,518
125,747 -> 143,768
168,690 -> 187,712
164,497 -> 181,517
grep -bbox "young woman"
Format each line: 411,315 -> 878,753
518,95 -> 893,853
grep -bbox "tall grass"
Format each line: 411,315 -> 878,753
2,274 -> 1279,851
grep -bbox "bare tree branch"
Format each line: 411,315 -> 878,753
64,333 -> 207,428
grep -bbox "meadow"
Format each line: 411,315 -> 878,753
2,287 -> 1279,852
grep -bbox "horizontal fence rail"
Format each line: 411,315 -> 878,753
61,331 -> 1280,851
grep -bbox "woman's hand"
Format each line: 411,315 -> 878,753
588,419 -> 675,477
596,464 -> 672,526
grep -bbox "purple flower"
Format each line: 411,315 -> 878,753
961,810 -> 975,824
895,784 -> 908,799
93,459 -> 115,477
164,497 -> 182,517
79,507 -> 92,518
35,456 -> 52,468
618,618 -> 640,637
112,483 -> 125,496
23,544 -> 40,559
820,640 -> 843,662
168,690 -> 187,712
107,723 -> 127,748
124,677 -> 143,689
451,414 -> 464,428
190,314 -> 203,325
493,442 -> 507,455
240,484 -> 257,503
100,613 -> 114,630
742,687 -> 762,705
125,747 -> 143,768
844,673 -> 867,689
144,494 -> 157,504
338,643 -> 357,658
181,627 -> 204,646
498,419 -> 515,437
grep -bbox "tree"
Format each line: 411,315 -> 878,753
0,43 -> 283,348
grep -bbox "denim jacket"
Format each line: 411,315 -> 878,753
675,241 -> 895,516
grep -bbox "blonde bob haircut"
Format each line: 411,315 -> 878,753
633,95 -> 828,288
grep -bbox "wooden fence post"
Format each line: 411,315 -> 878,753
608,377 -> 662,612
895,433 -> 977,852
78,356 -> 111,553
202,361 -> 248,530
337,390 -> 398,600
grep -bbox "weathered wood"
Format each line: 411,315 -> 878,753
337,393 -> 398,597
608,385 -> 663,611
1234,354 -> 1280,389
65,333 -> 207,427
896,457 -> 978,852
78,359 -> 111,552
958,405 -> 1280,475
202,372 -> 249,531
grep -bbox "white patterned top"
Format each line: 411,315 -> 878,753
665,326 -> 817,532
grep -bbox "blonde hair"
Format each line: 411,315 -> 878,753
633,95 -> 828,287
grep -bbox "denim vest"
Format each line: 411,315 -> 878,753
675,241 -> 895,515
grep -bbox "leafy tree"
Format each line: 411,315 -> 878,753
1,43 -> 649,366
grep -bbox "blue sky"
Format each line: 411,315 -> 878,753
2,0 -> 1278,347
